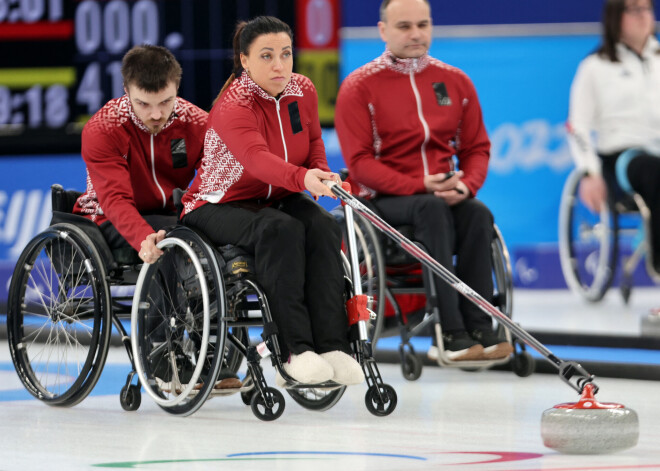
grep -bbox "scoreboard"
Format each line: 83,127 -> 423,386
0,0 -> 295,154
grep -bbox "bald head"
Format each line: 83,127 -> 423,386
380,0 -> 431,22
378,0 -> 432,58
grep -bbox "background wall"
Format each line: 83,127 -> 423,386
1,0 -> 658,306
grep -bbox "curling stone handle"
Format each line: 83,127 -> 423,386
558,361 -> 598,395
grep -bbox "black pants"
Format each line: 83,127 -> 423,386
372,194 -> 494,333
602,151 -> 660,270
100,214 -> 177,250
182,193 -> 350,358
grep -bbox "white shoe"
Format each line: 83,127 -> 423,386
427,345 -> 439,362
320,351 -> 365,385
277,351 -> 334,386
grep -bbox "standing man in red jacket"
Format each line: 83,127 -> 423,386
335,0 -> 512,361
73,45 -> 207,265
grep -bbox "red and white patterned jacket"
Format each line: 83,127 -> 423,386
335,50 -> 490,198
181,71 -> 329,215
73,95 -> 207,251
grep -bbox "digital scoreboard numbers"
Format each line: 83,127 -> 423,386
0,0 -> 294,154
0,0 -> 74,138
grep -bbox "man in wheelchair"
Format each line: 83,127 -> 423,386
71,44 -> 207,265
335,0 -> 513,361
566,0 -> 660,277
70,44 -> 241,390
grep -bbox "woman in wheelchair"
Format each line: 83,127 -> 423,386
181,16 -> 364,387
567,0 -> 660,275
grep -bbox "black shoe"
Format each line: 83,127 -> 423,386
470,329 -> 513,360
441,331 -> 484,361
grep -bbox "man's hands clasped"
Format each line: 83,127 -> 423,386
424,170 -> 470,205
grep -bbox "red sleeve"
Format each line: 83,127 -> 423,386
455,78 -> 490,197
305,85 -> 331,172
335,75 -> 426,195
81,126 -> 154,251
216,104 -> 308,192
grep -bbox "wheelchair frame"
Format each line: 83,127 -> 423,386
129,196 -> 398,420
343,197 -> 534,380
7,184 -> 398,420
326,181 -> 602,397
559,168 -> 659,304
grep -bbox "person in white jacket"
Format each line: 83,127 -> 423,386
567,0 -> 660,274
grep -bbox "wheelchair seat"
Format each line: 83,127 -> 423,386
50,184 -> 140,268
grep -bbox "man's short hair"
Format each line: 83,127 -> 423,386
379,0 -> 431,22
121,44 -> 182,92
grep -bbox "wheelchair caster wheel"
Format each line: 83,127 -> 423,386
120,384 -> 141,411
241,390 -> 253,406
251,387 -> 285,421
365,384 -> 397,417
621,283 -> 632,304
401,352 -> 422,381
512,351 -> 535,377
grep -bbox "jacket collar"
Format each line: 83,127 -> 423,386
124,94 -> 178,135
617,36 -> 660,61
239,70 -> 304,101
379,48 -> 431,74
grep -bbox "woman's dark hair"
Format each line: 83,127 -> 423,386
122,44 -> 182,92
216,16 -> 293,102
598,0 -> 656,62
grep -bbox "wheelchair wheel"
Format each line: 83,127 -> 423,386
344,212 -> 386,346
365,383 -> 397,417
286,386 -> 346,412
251,387 -> 285,421
491,225 -> 513,319
131,227 -> 225,416
7,223 -> 112,406
559,169 -> 617,302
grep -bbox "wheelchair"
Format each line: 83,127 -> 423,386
7,184 -> 147,409
336,197 -> 535,382
8,185 -> 397,420
129,191 -> 397,420
559,167 -> 660,304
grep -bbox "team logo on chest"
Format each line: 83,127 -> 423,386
432,82 -> 452,106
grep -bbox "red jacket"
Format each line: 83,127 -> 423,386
181,72 -> 329,215
73,95 -> 207,251
335,50 -> 490,197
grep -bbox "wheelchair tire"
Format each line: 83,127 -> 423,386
559,169 -> 618,302
401,351 -> 422,381
119,384 -> 142,411
131,227 -> 226,416
512,350 -> 535,378
365,383 -> 397,417
7,223 -> 112,407
343,212 -> 386,346
491,225 -> 514,319
286,386 -> 346,412
251,387 -> 285,421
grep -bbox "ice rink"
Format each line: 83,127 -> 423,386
1,288 -> 659,470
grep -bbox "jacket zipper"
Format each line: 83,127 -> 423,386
150,134 -> 167,208
409,64 -> 430,176
269,98 -> 289,200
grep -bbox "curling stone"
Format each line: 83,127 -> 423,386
541,383 -> 639,454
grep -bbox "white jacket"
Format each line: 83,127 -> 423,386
567,36 -> 660,174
